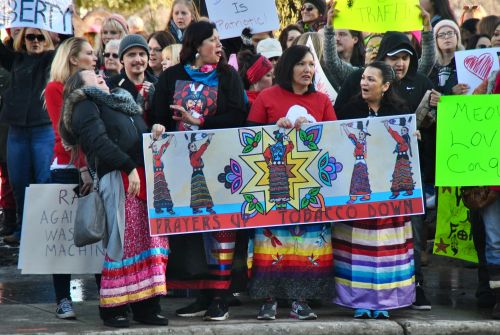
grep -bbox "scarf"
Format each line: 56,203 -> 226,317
184,64 -> 219,87
170,21 -> 184,42
82,87 -> 142,116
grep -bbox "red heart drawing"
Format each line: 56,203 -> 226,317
464,53 -> 494,81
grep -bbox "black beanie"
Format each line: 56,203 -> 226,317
118,34 -> 149,60
303,0 -> 327,16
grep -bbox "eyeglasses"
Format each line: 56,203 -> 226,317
437,31 -> 456,39
102,30 -> 118,35
150,47 -> 162,53
104,52 -> 119,59
25,34 -> 45,42
463,5 -> 479,10
366,46 -> 379,53
301,5 -> 315,12
477,44 -> 490,49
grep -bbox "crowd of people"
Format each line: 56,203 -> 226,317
0,0 -> 499,328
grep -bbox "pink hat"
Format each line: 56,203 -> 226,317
107,14 -> 129,33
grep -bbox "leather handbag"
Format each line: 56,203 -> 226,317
460,186 -> 498,210
74,167 -> 106,247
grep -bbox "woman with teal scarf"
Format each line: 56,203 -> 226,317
152,21 -> 246,321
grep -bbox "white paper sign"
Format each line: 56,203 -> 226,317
206,0 -> 280,40
18,184 -> 105,274
306,36 -> 338,105
455,47 -> 500,94
0,0 -> 73,35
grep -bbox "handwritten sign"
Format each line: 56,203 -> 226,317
0,0 -> 72,35
205,0 -> 280,40
434,187 -> 478,263
18,184 -> 105,274
143,115 -> 424,235
455,48 -> 500,94
334,0 -> 421,33
306,36 -> 338,104
435,95 -> 500,186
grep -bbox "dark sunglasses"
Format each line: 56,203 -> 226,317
103,52 -> 119,59
25,34 -> 45,42
301,5 -> 315,12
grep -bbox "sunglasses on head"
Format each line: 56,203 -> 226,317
301,5 -> 315,12
25,34 -> 45,42
104,52 -> 119,59
463,5 -> 479,10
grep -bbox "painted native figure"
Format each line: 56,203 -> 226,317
263,130 -> 294,209
384,118 -> 415,199
151,135 -> 175,214
342,122 -> 372,204
187,133 -> 216,214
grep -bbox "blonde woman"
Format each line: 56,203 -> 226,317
95,14 -> 129,70
0,28 -> 55,246
45,37 -> 98,319
161,43 -> 182,71
166,0 -> 200,43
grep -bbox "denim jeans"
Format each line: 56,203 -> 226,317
481,196 -> 500,266
7,125 -> 54,235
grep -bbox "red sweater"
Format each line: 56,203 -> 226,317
248,85 -> 336,124
45,81 -> 85,167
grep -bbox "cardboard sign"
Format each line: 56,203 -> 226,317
143,116 -> 424,235
455,48 -> 500,94
434,187 -> 478,263
306,36 -> 338,105
205,0 -> 280,40
0,0 -> 73,35
18,184 -> 105,274
334,0 -> 422,33
435,95 -> 500,186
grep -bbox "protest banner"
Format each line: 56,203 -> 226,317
434,187 -> 478,263
143,115 -> 424,236
306,36 -> 338,105
455,47 -> 500,94
18,184 -> 105,274
0,0 -> 72,35
334,0 -> 421,33
205,0 -> 280,40
435,95 -> 500,186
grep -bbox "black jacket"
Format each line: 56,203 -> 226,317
151,63 -> 246,131
0,42 -> 54,127
429,58 -> 458,95
337,96 -> 410,120
70,99 -> 147,178
335,32 -> 433,113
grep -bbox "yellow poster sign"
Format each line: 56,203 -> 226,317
334,0 -> 422,33
434,187 -> 478,263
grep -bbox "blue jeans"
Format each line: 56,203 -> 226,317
7,125 -> 54,235
481,196 -> 500,266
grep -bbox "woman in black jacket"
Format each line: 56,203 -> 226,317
152,21 -> 246,321
60,70 -> 169,328
0,27 -> 55,245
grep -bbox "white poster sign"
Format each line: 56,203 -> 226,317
455,47 -> 500,94
205,0 -> 280,40
18,184 -> 105,274
306,37 -> 338,105
0,0 -> 73,35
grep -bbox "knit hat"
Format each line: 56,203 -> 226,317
303,0 -> 327,16
433,19 -> 464,64
256,38 -> 283,59
119,34 -> 149,60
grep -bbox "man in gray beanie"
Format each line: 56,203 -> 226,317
108,34 -> 157,114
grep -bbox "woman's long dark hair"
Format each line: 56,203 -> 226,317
275,44 -> 315,93
148,30 -> 176,49
349,30 -> 365,67
179,21 -> 229,74
432,0 -> 456,23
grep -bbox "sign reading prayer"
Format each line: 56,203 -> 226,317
434,187 -> 478,263
334,0 -> 421,33
455,48 -> 500,95
144,115 -> 424,235
18,184 -> 105,274
435,95 -> 500,186
0,0 -> 72,35
205,0 -> 280,40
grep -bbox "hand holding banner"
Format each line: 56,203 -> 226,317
334,0 -> 422,33
0,0 -> 73,35
435,95 -> 500,186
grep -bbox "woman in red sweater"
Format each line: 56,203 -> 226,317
44,37 -> 97,320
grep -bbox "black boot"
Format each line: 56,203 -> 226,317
489,265 -> 500,319
493,288 -> 500,319
0,209 -> 17,237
